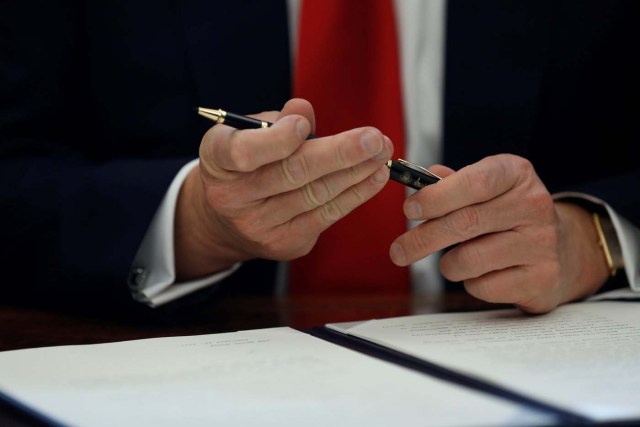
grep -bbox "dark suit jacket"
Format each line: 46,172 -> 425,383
1,1 -> 638,318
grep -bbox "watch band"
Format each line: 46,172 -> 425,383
592,213 -> 624,277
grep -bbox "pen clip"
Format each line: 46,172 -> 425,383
397,159 -> 442,181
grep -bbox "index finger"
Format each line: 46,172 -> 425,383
200,113 -> 311,174
406,154 -> 528,221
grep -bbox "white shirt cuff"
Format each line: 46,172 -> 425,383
130,159 -> 240,307
554,192 -> 640,292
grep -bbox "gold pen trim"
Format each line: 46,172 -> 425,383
197,107 -> 226,124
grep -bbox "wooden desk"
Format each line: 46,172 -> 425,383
0,293 -> 500,427
0,292 -> 498,352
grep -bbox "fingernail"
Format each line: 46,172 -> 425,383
390,243 -> 407,266
404,201 -> 423,220
360,131 -> 382,156
370,165 -> 389,184
295,118 -> 308,139
373,135 -> 392,161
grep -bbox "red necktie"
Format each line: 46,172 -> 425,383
289,0 -> 410,295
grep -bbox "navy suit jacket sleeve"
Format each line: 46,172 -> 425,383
442,0 -> 640,292
443,1 -> 640,223
2,0 -> 639,315
0,1 -> 290,315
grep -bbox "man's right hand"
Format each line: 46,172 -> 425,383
174,98 -> 393,280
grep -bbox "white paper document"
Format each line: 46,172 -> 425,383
0,327 -> 550,427
328,301 -> 640,422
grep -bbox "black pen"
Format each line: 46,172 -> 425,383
386,158 -> 441,190
197,107 -> 274,131
197,107 -> 441,190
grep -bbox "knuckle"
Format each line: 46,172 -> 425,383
271,129 -> 304,162
199,142 -> 219,180
512,155 -> 535,177
316,182 -> 368,225
319,200 -> 343,224
232,215 -> 260,240
296,239 -> 316,258
228,140 -> 253,172
255,228 -> 301,258
407,228 -> 431,257
260,236 -> 287,256
520,303 -> 554,315
455,244 -> 483,277
480,284 -> 502,303
281,237 -> 318,260
441,268 -> 459,284
528,189 -> 554,217
467,166 -> 493,198
334,136 -> 351,168
302,179 -> 332,208
516,285 -> 558,314
511,155 -> 541,189
465,278 -> 500,303
347,182 -> 366,204
439,253 -> 459,282
281,154 -> 309,186
346,163 -> 361,181
448,206 -> 481,237
295,238 -> 318,258
199,136 -> 211,162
